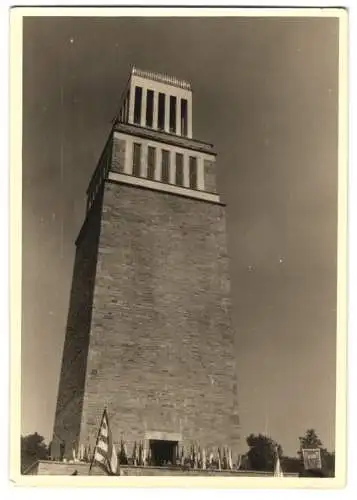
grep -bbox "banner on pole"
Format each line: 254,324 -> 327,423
302,448 -> 322,470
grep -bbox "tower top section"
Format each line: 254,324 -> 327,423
116,66 -> 193,139
85,67 -> 219,215
131,66 -> 192,91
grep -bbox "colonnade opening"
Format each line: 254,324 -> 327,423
130,85 -> 189,137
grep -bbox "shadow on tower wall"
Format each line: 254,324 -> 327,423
51,189 -> 105,459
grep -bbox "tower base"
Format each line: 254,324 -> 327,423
25,461 -> 299,477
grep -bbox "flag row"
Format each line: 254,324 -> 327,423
66,408 -> 286,477
70,439 -> 242,471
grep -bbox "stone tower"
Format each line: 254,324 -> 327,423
52,67 -> 240,464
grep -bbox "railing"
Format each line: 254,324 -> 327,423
132,66 -> 191,91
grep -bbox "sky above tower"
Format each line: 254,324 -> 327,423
21,14 -> 339,457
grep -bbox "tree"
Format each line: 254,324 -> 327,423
281,455 -> 303,474
323,451 -> 335,478
246,434 -> 282,472
21,432 -> 49,473
298,428 -> 323,455
298,429 -> 335,477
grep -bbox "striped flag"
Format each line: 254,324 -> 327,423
91,409 -> 118,475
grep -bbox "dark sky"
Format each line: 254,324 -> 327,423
21,15 -> 339,456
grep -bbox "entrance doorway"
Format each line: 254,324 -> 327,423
149,440 -> 178,466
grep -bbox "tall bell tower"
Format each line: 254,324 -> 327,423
52,67 -> 241,463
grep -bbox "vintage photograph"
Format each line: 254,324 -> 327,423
11,7 -> 347,486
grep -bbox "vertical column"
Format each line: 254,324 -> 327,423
140,143 -> 148,178
187,93 -> 193,138
169,150 -> 175,185
164,94 -> 170,133
176,98 -> 181,136
124,137 -> 133,175
153,91 -> 158,130
140,88 -> 147,127
125,93 -> 129,122
122,98 -> 126,122
128,84 -> 135,124
196,156 -> 205,191
154,148 -> 162,182
183,153 -> 190,188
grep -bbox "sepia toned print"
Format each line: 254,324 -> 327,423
11,7 -> 348,487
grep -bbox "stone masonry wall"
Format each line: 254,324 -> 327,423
204,159 -> 217,193
29,461 -> 299,477
52,192 -> 104,458
111,136 -> 126,174
79,181 -> 240,456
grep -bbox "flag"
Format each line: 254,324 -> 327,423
84,444 -> 91,463
92,409 -> 118,475
228,448 -> 233,470
140,441 -> 145,466
138,441 -> 143,466
180,446 -> 185,467
222,447 -> 227,469
197,445 -> 201,468
132,441 -> 138,466
119,439 -> 127,464
194,444 -> 198,469
143,441 -> 148,465
59,441 -> 65,461
202,448 -> 206,470
274,449 -> 284,477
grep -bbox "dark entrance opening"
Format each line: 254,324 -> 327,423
149,440 -> 178,466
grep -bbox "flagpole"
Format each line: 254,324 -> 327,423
88,408 -> 107,475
